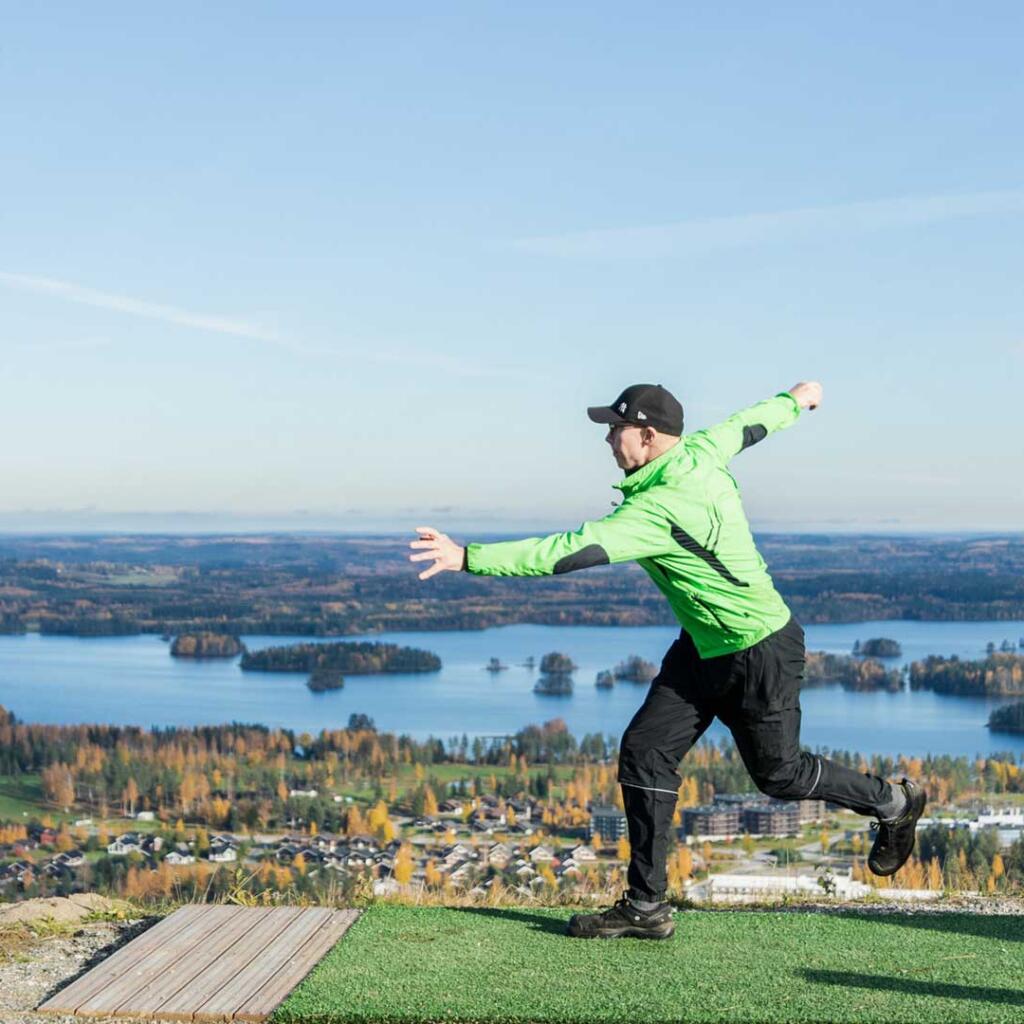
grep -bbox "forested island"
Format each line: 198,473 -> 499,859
1,533 -> 1023,636
909,652 -> 1024,696
987,704 -> 1024,737
613,655 -> 658,683
539,652 -> 576,674
533,651 -> 576,694
803,652 -> 903,692
170,633 -> 242,658
240,640 -> 441,674
854,637 -> 902,657
988,702 -> 1024,734
307,667 -> 345,692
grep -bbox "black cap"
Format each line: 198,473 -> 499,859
587,383 -> 684,435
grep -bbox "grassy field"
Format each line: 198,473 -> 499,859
273,905 -> 1024,1024
0,773 -> 57,822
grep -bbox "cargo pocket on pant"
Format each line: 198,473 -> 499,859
740,624 -> 804,717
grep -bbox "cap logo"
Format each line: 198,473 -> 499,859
617,401 -> 627,413
636,410 -> 647,420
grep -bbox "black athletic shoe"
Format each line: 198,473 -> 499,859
867,778 -> 927,877
566,894 -> 675,939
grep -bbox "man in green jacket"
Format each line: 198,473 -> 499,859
410,382 -> 926,939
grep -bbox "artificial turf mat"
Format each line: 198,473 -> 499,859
272,904 -> 1024,1023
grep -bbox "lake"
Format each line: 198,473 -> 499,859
1,619 -> 1022,759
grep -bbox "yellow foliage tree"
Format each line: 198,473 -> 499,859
423,786 -> 438,817
393,843 -> 414,885
368,799 -> 390,832
55,824 -> 74,852
616,836 -> 631,862
346,804 -> 367,836
424,858 -> 443,887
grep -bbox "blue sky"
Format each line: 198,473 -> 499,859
2,4 -> 1022,534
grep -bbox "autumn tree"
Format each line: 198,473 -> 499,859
423,786 -> 438,817
393,843 -> 414,885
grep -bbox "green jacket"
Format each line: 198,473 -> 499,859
465,392 -> 801,659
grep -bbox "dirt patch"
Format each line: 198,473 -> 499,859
0,895 -> 121,928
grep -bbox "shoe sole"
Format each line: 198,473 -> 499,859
868,786 -> 928,877
566,923 -> 675,940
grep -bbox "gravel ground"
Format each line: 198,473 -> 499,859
2,897 -> 1021,1023
0,916 -> 153,1024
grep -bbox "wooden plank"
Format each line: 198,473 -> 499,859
233,909 -> 361,1022
73,905 -> 245,1017
40,905 -> 362,1023
192,908 -> 333,1022
155,907 -> 306,1022
109,906 -> 271,1019
37,905 -> 206,1014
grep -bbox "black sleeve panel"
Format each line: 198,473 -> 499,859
740,424 -> 768,451
552,544 -> 611,574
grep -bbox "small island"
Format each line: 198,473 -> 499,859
909,652 -> 1024,696
595,670 -> 615,689
988,701 -> 1024,734
240,640 -> 441,674
307,667 -> 345,692
539,652 -> 577,674
853,637 -> 902,658
534,675 -> 574,695
485,657 -> 508,673
170,632 -> 243,658
614,654 -> 658,683
804,651 -> 903,692
533,651 -> 576,695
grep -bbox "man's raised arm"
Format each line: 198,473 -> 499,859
410,497 -> 674,581
686,380 -> 821,465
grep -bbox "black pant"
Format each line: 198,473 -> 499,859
616,614 -> 894,902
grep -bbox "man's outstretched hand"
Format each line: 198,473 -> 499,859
787,381 -> 823,410
409,527 -> 466,580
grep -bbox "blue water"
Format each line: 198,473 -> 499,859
1,620 -> 1022,759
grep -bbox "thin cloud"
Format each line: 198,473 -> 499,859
0,271 -> 528,378
0,271 -> 279,341
512,187 -> 1024,259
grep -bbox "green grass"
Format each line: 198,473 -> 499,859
273,905 -> 1024,1023
0,773 -> 56,821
